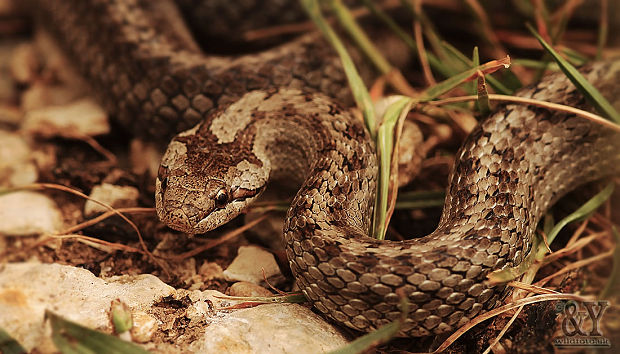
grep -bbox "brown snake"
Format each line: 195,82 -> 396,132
36,0 -> 620,337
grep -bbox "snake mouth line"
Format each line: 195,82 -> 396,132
181,186 -> 267,234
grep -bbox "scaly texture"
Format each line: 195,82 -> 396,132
37,0 -> 620,337
33,0 -> 351,141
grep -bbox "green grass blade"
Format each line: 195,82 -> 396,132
300,0 -> 377,138
439,41 -> 478,72
111,300 -> 133,334
526,23 -> 620,124
560,47 -> 589,66
440,41 -> 518,94
360,0 -> 416,50
46,310 -> 150,354
469,46 -> 479,96
419,58 -> 510,102
512,58 -> 559,71
329,0 -> 391,75
544,183 -> 614,246
329,0 -> 416,96
400,0 -> 452,65
359,0 -> 452,78
372,96 -> 414,240
542,212 -> 554,236
0,327 -> 27,354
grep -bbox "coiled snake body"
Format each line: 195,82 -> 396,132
37,0 -> 620,337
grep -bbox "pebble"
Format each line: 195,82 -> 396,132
0,191 -> 63,235
84,183 -> 140,216
223,245 -> 285,285
191,303 -> 348,354
0,130 -> 37,187
22,98 -> 109,139
228,281 -> 273,297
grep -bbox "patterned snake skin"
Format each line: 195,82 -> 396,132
36,0 -> 620,337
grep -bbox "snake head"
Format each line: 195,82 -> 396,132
155,135 -> 268,235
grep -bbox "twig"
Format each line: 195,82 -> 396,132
428,94 -> 620,132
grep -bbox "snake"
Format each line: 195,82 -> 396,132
35,0 -> 620,338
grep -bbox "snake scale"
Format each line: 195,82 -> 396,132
36,0 -> 620,337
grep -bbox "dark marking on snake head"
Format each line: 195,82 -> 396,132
231,186 -> 264,202
282,103 -> 298,117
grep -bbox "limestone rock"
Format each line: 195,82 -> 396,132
0,191 -> 63,235
223,245 -> 285,285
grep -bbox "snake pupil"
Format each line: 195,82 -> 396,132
215,189 -> 228,208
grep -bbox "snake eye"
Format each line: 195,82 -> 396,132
214,189 -> 228,208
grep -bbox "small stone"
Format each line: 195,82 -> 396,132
198,261 -> 224,281
0,131 -> 37,187
130,311 -> 158,343
190,303 -> 347,354
0,191 -> 63,235
84,183 -> 140,216
21,82 -> 82,112
228,282 -> 273,297
23,98 -> 109,138
223,245 -> 284,285
9,42 -> 38,84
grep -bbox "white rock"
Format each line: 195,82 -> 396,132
0,191 -> 63,235
84,183 -> 140,216
0,263 -> 175,352
22,98 -> 109,138
223,245 -> 284,285
228,281 -> 273,297
130,311 -> 159,344
173,289 -> 347,353
0,263 -> 348,353
9,42 -> 38,84
190,302 -> 348,354
0,130 -> 38,187
21,82 -> 83,112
